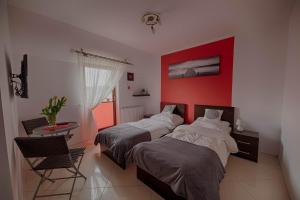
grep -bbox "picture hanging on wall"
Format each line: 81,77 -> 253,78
168,56 -> 220,79
127,72 -> 134,81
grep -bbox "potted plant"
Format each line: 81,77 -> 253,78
41,96 -> 67,127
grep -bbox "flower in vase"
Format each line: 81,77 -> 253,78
41,96 -> 67,126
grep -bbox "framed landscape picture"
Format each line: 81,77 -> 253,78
168,56 -> 220,79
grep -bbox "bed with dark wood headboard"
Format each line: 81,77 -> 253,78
135,104 -> 235,200
97,102 -> 187,170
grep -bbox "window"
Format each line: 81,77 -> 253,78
86,66 -> 116,130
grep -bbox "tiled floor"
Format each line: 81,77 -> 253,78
22,146 -> 290,200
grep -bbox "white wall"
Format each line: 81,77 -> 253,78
0,0 -> 22,199
0,95 -> 14,200
280,1 -> 300,199
230,1 -> 292,155
8,6 -> 160,145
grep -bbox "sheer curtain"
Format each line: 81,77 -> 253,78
77,54 -> 127,142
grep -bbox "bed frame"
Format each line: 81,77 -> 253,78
136,104 -> 235,200
102,149 -> 127,169
102,102 -> 187,170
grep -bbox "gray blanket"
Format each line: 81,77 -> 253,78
126,136 -> 225,200
94,124 -> 151,165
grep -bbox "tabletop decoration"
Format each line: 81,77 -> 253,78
41,96 -> 67,127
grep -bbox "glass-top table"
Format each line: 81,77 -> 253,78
32,122 -> 79,137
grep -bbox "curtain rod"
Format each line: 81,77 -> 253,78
71,48 -> 133,65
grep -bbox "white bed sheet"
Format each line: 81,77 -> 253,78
128,118 -> 170,140
167,120 -> 238,167
128,113 -> 183,140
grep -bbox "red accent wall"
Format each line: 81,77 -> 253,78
161,37 -> 234,123
92,102 -> 114,129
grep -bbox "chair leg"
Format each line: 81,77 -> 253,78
69,172 -> 77,200
33,169 -> 55,183
32,169 -> 59,200
66,168 -> 76,174
71,154 -> 87,180
75,170 -> 87,180
45,169 -> 54,179
75,154 -> 87,180
32,170 -> 46,200
69,155 -> 86,200
73,157 -> 87,180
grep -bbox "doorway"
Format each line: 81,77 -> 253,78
92,89 -> 116,131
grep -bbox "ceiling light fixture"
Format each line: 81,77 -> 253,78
142,12 -> 161,34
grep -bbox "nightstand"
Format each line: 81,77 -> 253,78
144,114 -> 154,118
231,130 -> 259,162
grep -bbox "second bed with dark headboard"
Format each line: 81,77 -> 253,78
127,104 -> 236,200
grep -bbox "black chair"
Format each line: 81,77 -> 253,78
22,117 -> 73,140
22,117 -> 49,135
15,135 -> 86,200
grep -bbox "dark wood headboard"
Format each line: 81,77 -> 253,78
194,105 -> 235,128
160,102 -> 187,121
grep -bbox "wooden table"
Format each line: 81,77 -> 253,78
32,122 -> 79,137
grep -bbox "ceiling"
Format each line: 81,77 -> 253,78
8,0 -> 293,55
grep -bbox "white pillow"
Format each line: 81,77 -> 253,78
162,105 -> 176,113
171,114 -> 184,126
195,117 -> 230,128
204,109 -> 223,120
151,113 -> 183,128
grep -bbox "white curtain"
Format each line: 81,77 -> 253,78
78,54 -> 127,142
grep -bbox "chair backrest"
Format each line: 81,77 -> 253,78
22,117 -> 49,135
15,135 -> 69,158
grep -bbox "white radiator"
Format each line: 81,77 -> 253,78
120,105 -> 144,123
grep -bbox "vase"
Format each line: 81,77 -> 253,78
47,115 -> 57,127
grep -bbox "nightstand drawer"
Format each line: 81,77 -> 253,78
233,134 -> 258,144
234,151 -> 257,162
236,140 -> 257,153
236,141 -> 258,161
232,130 -> 259,162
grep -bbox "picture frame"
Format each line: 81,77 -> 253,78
127,72 -> 134,81
168,56 -> 220,79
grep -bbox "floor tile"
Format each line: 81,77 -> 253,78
101,186 -> 152,200
241,177 -> 290,200
220,178 -> 256,200
24,188 -> 103,200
